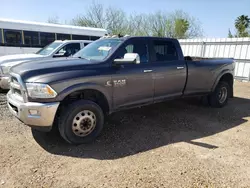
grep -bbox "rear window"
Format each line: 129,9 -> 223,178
153,40 -> 178,62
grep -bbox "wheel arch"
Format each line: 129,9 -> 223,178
57,83 -> 112,114
212,71 -> 234,98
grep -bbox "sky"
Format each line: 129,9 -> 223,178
1,0 -> 250,38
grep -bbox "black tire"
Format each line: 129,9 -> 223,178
209,81 -> 229,108
200,95 -> 209,106
58,100 -> 104,144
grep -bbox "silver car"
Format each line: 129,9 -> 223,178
0,40 -> 91,89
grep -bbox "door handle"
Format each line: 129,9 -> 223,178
177,66 -> 184,70
144,70 -> 153,73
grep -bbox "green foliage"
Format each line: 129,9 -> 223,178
229,15 -> 250,38
235,15 -> 250,37
174,19 -> 190,38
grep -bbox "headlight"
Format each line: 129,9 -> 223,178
26,83 -> 57,98
1,66 -> 10,75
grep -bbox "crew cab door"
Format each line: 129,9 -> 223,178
151,39 -> 187,101
111,38 -> 154,109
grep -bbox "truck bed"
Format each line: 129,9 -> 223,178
185,56 -> 234,62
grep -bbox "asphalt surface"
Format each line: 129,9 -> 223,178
0,81 -> 250,187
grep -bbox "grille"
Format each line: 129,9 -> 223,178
9,75 -> 26,102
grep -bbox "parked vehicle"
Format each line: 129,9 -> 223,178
7,36 -> 235,144
0,40 -> 91,89
0,18 -> 107,56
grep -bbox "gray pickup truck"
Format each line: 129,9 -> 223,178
7,36 -> 235,144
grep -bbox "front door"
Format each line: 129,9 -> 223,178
111,38 -> 154,109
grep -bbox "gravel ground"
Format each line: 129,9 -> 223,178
1,81 -> 250,188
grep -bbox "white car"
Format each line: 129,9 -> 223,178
0,40 -> 91,89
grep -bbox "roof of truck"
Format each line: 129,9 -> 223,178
100,35 -> 177,41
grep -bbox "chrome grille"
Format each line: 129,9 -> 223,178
9,74 -> 26,102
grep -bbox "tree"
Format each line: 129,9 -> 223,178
71,2 -> 203,38
235,15 -> 250,37
228,29 -> 233,38
105,7 -> 128,35
167,10 -> 203,39
127,13 -> 150,36
147,11 -> 168,37
47,16 -> 59,24
71,2 -> 106,28
71,2 -> 128,35
174,19 -> 190,38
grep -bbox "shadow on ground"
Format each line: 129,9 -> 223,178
32,97 -> 250,159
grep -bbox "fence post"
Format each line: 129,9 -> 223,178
201,42 -> 206,57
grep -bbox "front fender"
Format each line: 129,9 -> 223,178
56,82 -> 112,110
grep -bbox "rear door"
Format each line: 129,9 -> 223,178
151,39 -> 187,101
111,38 -> 154,109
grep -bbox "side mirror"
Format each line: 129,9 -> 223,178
114,53 -> 140,64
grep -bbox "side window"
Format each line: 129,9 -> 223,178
24,31 -> 39,47
57,33 -> 71,40
90,36 -> 100,41
125,45 -> 134,53
72,35 -> 90,40
56,43 -> 81,57
153,40 -> 178,62
40,32 -> 55,47
0,29 -> 2,44
4,29 -> 22,46
116,40 -> 148,64
84,42 -> 90,47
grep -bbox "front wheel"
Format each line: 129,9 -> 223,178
58,100 -> 104,144
209,81 -> 229,108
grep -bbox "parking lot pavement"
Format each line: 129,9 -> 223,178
0,81 -> 250,187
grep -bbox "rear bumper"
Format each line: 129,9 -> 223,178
7,91 -> 60,132
0,76 -> 10,89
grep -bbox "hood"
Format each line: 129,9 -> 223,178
0,53 -> 45,65
10,57 -> 102,81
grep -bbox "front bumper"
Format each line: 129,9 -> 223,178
7,91 -> 60,131
0,76 -> 10,89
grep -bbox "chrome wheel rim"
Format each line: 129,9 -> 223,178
72,110 -> 96,137
218,87 -> 227,104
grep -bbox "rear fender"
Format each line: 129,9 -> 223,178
212,70 -> 233,90
211,70 -> 234,97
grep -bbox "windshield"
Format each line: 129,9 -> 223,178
36,42 -> 63,55
73,39 -> 122,61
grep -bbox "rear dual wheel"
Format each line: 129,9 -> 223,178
208,81 -> 229,108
